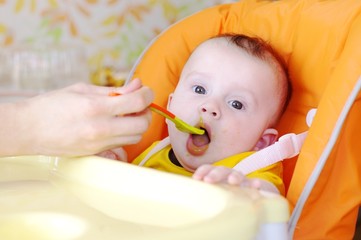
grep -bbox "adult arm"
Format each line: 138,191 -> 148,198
0,78 -> 153,157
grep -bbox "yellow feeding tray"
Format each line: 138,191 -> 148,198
0,155 -> 289,240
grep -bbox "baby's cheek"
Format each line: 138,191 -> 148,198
221,131 -> 253,152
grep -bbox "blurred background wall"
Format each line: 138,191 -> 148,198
0,0 -> 234,91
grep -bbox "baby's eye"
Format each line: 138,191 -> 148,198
192,85 -> 206,94
229,100 -> 244,110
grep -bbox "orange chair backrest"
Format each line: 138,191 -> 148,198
124,0 -> 361,239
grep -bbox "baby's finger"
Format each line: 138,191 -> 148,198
227,171 -> 245,185
192,164 -> 214,180
96,150 -> 120,160
249,179 -> 262,189
202,166 -> 231,183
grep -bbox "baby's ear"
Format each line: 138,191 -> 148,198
165,93 -> 174,125
166,93 -> 173,110
252,128 -> 278,151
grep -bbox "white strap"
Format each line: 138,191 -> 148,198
139,132 -> 307,173
233,108 -> 317,175
139,110 -> 312,174
138,137 -> 170,166
233,131 -> 308,175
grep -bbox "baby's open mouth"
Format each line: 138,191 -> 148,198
191,127 -> 210,147
186,127 -> 210,156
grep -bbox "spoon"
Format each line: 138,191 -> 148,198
109,92 -> 204,135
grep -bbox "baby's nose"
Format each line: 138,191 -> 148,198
201,106 -> 220,119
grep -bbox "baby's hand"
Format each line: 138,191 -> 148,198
192,164 -> 261,188
96,147 -> 128,162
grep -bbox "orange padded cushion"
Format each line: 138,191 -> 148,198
124,0 -> 361,239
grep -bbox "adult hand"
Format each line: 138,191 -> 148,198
0,78 -> 154,157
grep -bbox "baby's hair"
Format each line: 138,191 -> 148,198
213,33 -> 292,124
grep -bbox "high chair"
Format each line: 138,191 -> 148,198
0,0 -> 360,239
124,0 -> 361,239
0,1 -> 292,239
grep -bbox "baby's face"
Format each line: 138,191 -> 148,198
167,38 -> 280,172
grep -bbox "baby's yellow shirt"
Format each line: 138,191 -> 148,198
132,141 -> 284,195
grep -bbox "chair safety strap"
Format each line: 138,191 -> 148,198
233,108 -> 316,174
233,131 -> 308,175
139,109 -> 317,175
138,131 -> 308,174
137,137 -> 170,166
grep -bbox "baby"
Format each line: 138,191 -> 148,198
102,33 -> 291,194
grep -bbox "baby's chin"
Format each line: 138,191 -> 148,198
177,152 -> 218,171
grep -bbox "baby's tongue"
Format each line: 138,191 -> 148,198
192,134 -> 210,147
